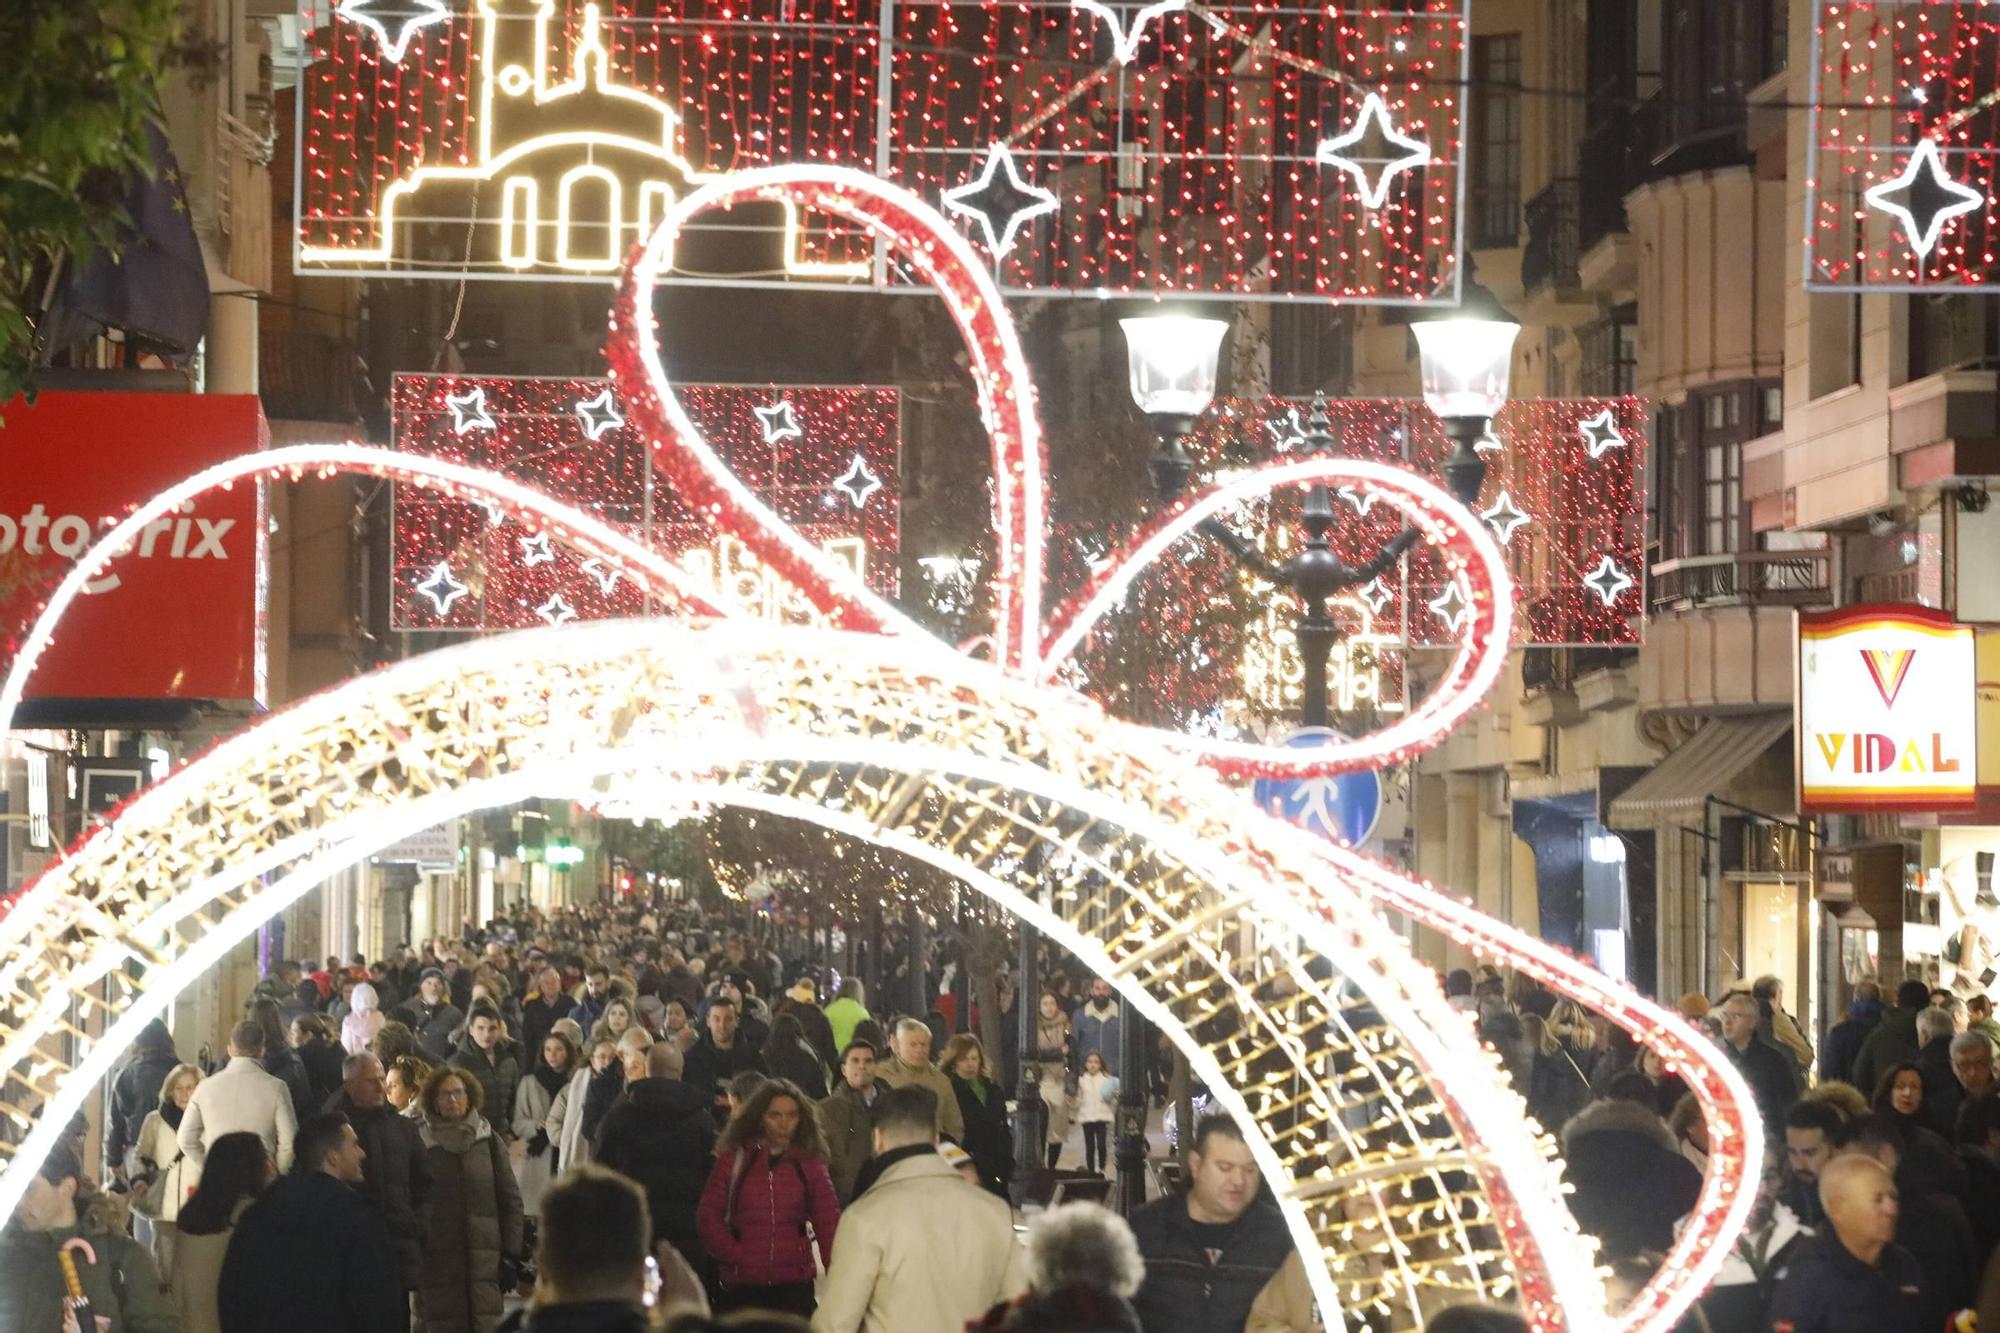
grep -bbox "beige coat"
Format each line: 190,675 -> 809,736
1247,1251 -> 1322,1332
171,1198 -> 251,1333
809,1151 -> 1026,1333
876,1056 -> 965,1142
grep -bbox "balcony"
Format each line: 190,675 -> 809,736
1577,102 -> 1659,251
1648,550 -> 1831,613
259,327 -> 367,426
1521,180 -> 1579,295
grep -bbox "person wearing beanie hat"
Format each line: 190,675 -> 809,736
109,1018 -> 183,1183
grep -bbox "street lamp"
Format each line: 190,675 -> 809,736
1119,291 -> 1518,731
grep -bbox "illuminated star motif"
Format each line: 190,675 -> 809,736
1864,136 -> 1986,262
535,593 -> 577,626
1265,408 -> 1307,452
573,389 -> 624,441
478,500 -> 507,527
1337,485 -> 1380,516
1070,0 -> 1188,64
1481,491 -> 1530,545
942,144 -> 1061,258
1314,91 -> 1433,212
519,532 -> 555,567
580,558 -> 623,594
1359,577 -> 1394,616
754,400 -> 802,444
335,0 -> 450,63
415,563 -> 469,616
1426,580 -> 1470,634
1578,409 -> 1626,460
444,387 -> 495,435
832,453 -> 883,509
1581,554 -> 1635,607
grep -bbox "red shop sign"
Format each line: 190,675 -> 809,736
0,392 -> 268,704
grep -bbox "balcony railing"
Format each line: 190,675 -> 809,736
1648,551 -> 1832,612
1521,179 -> 1579,294
1576,101 -> 1659,250
259,328 -> 367,426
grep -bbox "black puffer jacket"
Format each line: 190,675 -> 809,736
329,1089 -> 434,1288
1559,1096 -> 1703,1259
109,1022 -> 181,1171
593,1077 -> 716,1266
219,1169 -> 408,1333
1127,1197 -> 1291,1333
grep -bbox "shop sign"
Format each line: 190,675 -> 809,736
1797,604 -> 1977,813
0,392 -> 269,704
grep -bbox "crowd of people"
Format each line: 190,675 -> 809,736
25,894 -> 1976,1331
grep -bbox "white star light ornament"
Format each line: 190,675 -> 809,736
444,387 -> 496,435
1582,554 -> 1636,607
1578,409 -> 1626,460
1865,136 -> 1987,261
336,0 -> 450,62
754,400 -> 803,444
1359,577 -> 1394,616
1071,0 -> 1188,64
1481,492 -> 1531,545
519,532 -> 556,567
1315,92 -> 1433,212
1265,408 -> 1307,452
942,145 -> 1061,258
416,563 -> 469,616
536,593 -> 578,627
1337,485 -> 1380,516
1426,580 -> 1471,634
833,454 -> 883,509
574,389 -> 625,441
580,558 -> 623,594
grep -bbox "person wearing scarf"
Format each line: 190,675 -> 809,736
514,1031 -> 578,1217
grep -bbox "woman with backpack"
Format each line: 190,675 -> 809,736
696,1076 -> 841,1317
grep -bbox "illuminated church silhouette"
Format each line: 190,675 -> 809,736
301,0 -> 862,278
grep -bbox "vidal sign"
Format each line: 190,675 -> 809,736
1798,604 -> 1978,812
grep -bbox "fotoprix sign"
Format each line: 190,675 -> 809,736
0,392 -> 268,704
1798,603 -> 1978,813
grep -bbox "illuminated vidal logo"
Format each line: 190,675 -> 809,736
301,0 -> 865,279
1814,645 -> 1959,777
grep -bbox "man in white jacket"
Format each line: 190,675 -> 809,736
812,1085 -> 1026,1333
179,1018 -> 298,1171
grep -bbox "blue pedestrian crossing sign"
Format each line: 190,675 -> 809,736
1250,728 -> 1383,847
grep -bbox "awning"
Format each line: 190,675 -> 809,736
1606,712 -> 1792,829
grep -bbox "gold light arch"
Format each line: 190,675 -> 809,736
0,618 -> 1603,1330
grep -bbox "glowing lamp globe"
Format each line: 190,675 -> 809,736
1120,315 -> 1229,419
1412,317 -> 1520,422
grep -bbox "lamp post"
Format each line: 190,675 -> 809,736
1119,294 -> 1518,730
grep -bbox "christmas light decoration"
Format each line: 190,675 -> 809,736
941,144 -> 1063,258
1577,408 -> 1626,460
1314,90 -> 1435,212
295,0 -> 1468,300
1481,491 -> 1530,545
536,591 -> 578,625
445,386 -> 496,434
831,454 -> 882,509
753,399 -> 803,445
388,373 -> 899,632
1426,579 -> 1471,632
1807,1 -> 2000,289
1580,554 -> 1636,609
574,388 -> 625,440
334,0 -> 450,63
416,562 -> 471,614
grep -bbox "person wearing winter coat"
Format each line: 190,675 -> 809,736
417,1067 -> 526,1333
171,1132 -> 272,1333
594,1042 -> 717,1269
1822,984 -> 1884,1088
1558,1080 -> 1704,1260
823,978 -> 872,1055
696,1078 -> 841,1317
108,1018 -> 182,1186
513,1030 -> 578,1217
1070,980 -> 1122,1070
293,1014 -> 348,1108
1127,1116 -> 1291,1333
328,1051 -> 434,1292
128,1062 -> 202,1276
966,1201 -> 1145,1333
398,969 -> 469,1064
180,1020 -> 298,1173
1072,1050 -> 1119,1176
1851,980 -> 1932,1102
219,1112 -> 408,1333
556,1037 -> 622,1168
517,968 -> 569,1060
876,1018 -> 966,1143
811,1085 -> 1028,1333
450,1007 -> 525,1138
248,995 -> 318,1126
682,997 -> 770,1126
341,981 -> 388,1055
762,1012 -> 830,1099
943,1034 -> 1014,1199
820,1040 -> 893,1203
777,978 -> 840,1073
1028,996 -> 1073,1167
0,1143 -> 179,1333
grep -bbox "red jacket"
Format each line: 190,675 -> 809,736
696,1144 -> 841,1287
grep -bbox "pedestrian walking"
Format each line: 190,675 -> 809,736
513,1030 -> 578,1216
329,1051 -> 433,1295
967,1201 -> 1145,1333
495,1167 -> 660,1333
341,981 -> 388,1055
1127,1115 -> 1291,1333
876,1017 -> 964,1143
416,1067 -> 526,1333
171,1132 -> 273,1333
595,1041 -> 716,1271
820,1041 -> 891,1203
696,1078 -> 841,1317
0,1143 -> 178,1333
1073,1050 -> 1118,1176
1029,995 -> 1072,1167
943,1034 -> 1013,1198
764,1013 -> 830,1100
108,1019 -> 181,1188
127,1061 -> 202,1276
179,1019 -> 298,1173
450,1005 -> 525,1139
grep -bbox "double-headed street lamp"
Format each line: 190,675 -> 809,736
1119,295 -> 1520,731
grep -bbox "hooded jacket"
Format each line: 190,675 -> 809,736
109,1019 -> 181,1173
594,1077 -> 716,1261
218,1169 -> 407,1333
342,982 -> 387,1055
1559,1096 -> 1703,1259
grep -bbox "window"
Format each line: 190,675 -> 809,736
1703,436 -> 1742,554
1908,292 -> 1999,379
1468,36 -> 1522,249
1581,308 -> 1638,396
